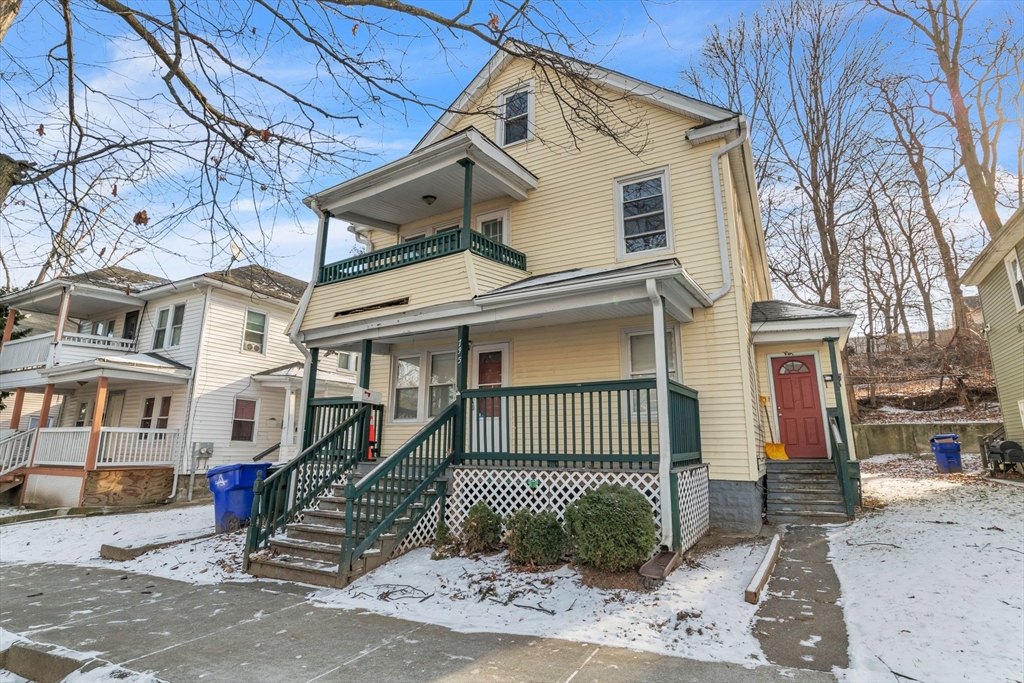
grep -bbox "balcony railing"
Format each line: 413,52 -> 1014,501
317,229 -> 527,286
61,332 -> 137,352
0,333 -> 52,372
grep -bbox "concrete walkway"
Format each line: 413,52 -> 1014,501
754,526 -> 849,673
0,563 -> 834,682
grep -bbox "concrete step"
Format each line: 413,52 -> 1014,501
247,555 -> 341,588
768,500 -> 847,514
269,537 -> 341,563
766,460 -> 835,473
768,491 -> 844,505
768,510 -> 849,525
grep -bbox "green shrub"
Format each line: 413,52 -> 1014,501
564,484 -> 657,572
461,501 -> 502,553
433,518 -> 453,548
505,509 -> 567,566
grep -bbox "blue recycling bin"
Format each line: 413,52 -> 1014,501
206,463 -> 271,532
930,434 -> 963,474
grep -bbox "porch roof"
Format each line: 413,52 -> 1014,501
750,300 -> 855,346
301,258 -> 712,350
37,353 -> 192,387
251,361 -> 356,391
303,127 -> 539,231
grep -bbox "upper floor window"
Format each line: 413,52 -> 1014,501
243,309 -> 268,354
476,208 -> 510,245
153,304 -> 186,350
91,319 -> 115,337
499,87 -> 531,146
616,169 -> 673,258
1006,251 -> 1024,312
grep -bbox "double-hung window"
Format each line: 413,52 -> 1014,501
243,309 -> 268,354
625,329 -> 679,381
92,319 -> 115,337
499,87 -> 531,146
475,208 -> 510,245
337,351 -> 359,373
153,304 -> 185,349
231,398 -> 257,441
140,396 -> 171,439
1006,250 -> 1024,312
75,401 -> 91,427
392,351 -> 457,421
617,170 -> 672,257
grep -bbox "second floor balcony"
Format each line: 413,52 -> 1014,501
0,331 -> 138,375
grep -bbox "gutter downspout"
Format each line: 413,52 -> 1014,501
347,224 -> 374,252
647,279 -> 674,548
707,119 -> 749,302
170,282 -> 210,503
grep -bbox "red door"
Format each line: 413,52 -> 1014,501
771,355 -> 827,459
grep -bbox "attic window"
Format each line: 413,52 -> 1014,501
499,87 -> 531,146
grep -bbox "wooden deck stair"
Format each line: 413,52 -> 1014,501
246,460 -> 443,587
766,460 -> 849,525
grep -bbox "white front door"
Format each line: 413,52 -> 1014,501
470,343 -> 509,453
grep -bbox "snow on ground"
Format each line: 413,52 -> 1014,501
312,542 -> 770,667
830,453 -> 1024,683
857,402 -> 1002,424
0,508 -> 27,518
0,627 -> 163,683
0,506 -> 249,585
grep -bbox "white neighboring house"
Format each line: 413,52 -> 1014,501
0,265 -> 356,507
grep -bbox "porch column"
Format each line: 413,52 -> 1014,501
28,383 -> 55,466
8,387 -> 25,430
317,211 -> 331,275
648,281 -> 674,548
2,307 -> 16,344
281,386 -> 295,459
359,339 -> 372,389
454,325 -> 470,461
458,159 -> 474,249
301,349 -> 319,449
54,287 -> 71,341
823,337 -> 848,444
84,376 -> 108,470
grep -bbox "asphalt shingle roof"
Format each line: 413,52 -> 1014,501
750,300 -> 855,323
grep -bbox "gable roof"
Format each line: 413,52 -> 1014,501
415,43 -> 737,151
751,300 -> 856,324
62,266 -> 169,292
962,206 -> 1024,286
199,265 -> 307,304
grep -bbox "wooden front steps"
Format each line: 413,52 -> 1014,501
766,459 -> 848,525
247,460 -> 442,588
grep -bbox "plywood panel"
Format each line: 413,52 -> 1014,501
83,468 -> 174,506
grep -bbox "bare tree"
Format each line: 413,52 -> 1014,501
683,0 -> 886,308
1,1 -> 658,281
869,0 -> 1023,237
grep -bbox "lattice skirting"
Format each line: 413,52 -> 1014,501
392,467 -> 663,558
674,463 -> 710,553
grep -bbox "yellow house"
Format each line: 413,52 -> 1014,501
243,48 -> 859,588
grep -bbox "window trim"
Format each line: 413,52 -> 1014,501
152,308 -> 169,350
152,303 -> 186,350
139,394 -> 173,438
231,397 -> 260,442
619,324 -> 683,383
475,208 -> 511,245
241,307 -> 269,355
1004,250 -> 1024,313
74,401 -> 92,427
495,81 -> 534,148
614,167 -> 674,261
389,347 -> 460,424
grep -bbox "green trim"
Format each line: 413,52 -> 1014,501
317,211 -> 331,271
459,158 -> 474,250
461,378 -> 657,398
359,339 -> 372,389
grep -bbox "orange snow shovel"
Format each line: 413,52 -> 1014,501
761,395 -> 788,460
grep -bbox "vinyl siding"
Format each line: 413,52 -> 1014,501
4,392 -> 65,430
134,292 -> 206,367
977,239 -> 1024,443
57,382 -> 188,432
188,289 -> 307,466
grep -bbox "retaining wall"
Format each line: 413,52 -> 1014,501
852,421 -> 1002,457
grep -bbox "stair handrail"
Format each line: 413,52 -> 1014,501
0,430 -> 33,476
340,402 -> 458,575
828,416 -> 855,519
244,404 -> 371,564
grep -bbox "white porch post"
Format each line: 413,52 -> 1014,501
647,280 -> 674,548
281,386 -> 296,460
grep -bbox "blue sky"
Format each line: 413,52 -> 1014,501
3,0 -> 1017,288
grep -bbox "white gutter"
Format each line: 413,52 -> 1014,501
347,225 -> 375,251
646,279 -> 674,548
698,118 -> 749,302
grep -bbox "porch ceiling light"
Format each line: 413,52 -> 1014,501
421,195 -> 437,205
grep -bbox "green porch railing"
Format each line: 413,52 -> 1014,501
243,404 -> 372,565
827,411 -> 856,519
340,402 -> 458,579
668,381 -> 701,465
317,230 -> 527,286
460,379 -> 694,469
305,397 -> 383,459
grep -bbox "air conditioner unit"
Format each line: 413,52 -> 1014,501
243,341 -> 262,353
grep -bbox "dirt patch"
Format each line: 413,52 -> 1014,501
576,564 -> 649,592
